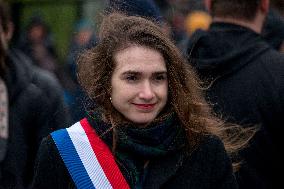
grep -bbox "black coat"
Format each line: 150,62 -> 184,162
31,120 -> 237,189
187,22 -> 284,189
0,49 -> 70,189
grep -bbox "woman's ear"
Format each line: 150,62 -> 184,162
107,86 -> 112,100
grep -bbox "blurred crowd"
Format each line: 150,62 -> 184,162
0,0 -> 284,188
8,0 -> 284,124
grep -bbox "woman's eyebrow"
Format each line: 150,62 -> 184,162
121,70 -> 167,76
153,71 -> 167,75
121,71 -> 141,75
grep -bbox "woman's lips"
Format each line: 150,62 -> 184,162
132,103 -> 156,110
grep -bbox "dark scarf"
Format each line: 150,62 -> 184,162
87,112 -> 186,188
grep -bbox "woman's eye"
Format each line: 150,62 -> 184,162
155,74 -> 167,81
126,75 -> 138,81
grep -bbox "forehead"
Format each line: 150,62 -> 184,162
113,45 -> 166,73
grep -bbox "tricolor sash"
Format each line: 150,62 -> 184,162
51,118 -> 130,189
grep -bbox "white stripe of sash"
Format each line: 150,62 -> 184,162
67,122 -> 113,189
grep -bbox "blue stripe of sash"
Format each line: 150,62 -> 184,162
51,129 -> 96,189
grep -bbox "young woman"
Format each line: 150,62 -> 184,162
32,13 -> 254,189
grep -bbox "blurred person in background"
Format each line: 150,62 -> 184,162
0,1 -> 69,188
18,14 -> 58,74
179,10 -> 212,53
187,0 -> 284,188
262,8 -> 284,52
108,0 -> 164,23
270,0 -> 284,17
107,0 -> 171,36
184,11 -> 212,37
64,18 -> 97,123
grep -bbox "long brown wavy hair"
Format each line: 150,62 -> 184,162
77,12 -> 255,171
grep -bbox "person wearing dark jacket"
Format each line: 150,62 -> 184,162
187,0 -> 284,188
32,124 -> 236,189
32,13 -> 255,189
0,1 -> 69,188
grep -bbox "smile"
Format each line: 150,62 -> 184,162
132,103 -> 156,110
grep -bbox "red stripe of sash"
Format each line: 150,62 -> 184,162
80,118 -> 130,189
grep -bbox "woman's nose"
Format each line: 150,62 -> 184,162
138,81 -> 155,100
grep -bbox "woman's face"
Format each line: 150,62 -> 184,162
111,45 -> 168,126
